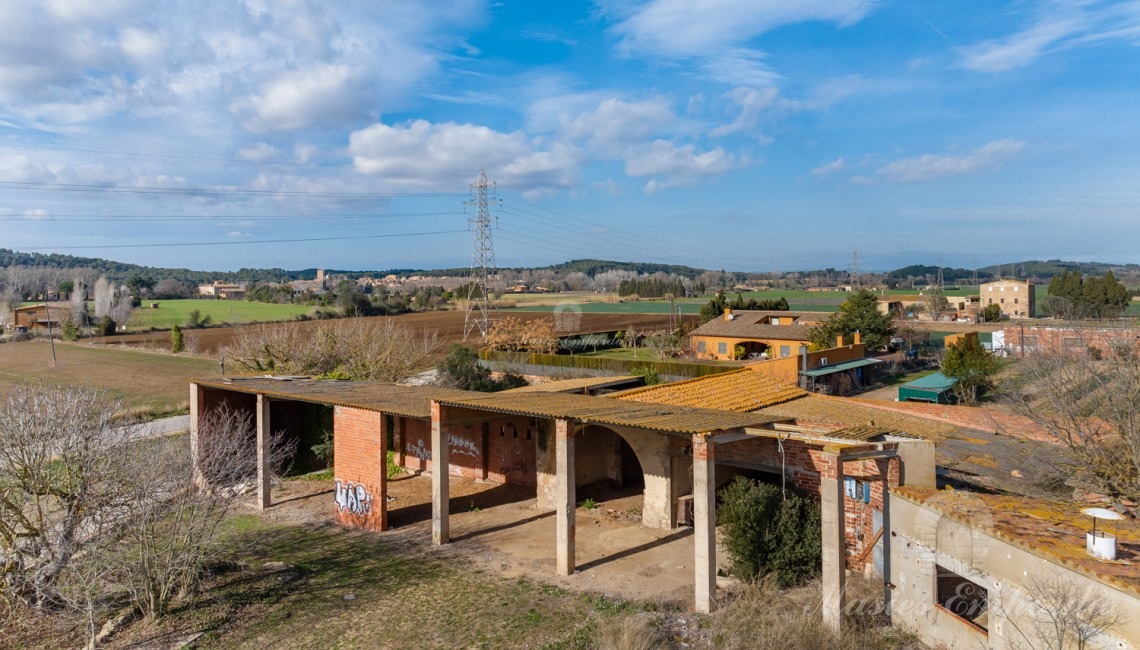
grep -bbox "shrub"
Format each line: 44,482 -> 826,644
60,319 -> 80,341
96,316 -> 117,336
170,324 -> 185,353
717,477 -> 822,587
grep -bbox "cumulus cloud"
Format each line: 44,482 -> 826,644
230,64 -> 375,132
810,157 -> 846,176
877,140 -> 1025,183
234,143 -> 286,162
605,0 -> 878,57
348,119 -> 582,192
625,140 -> 735,178
561,97 -> 680,154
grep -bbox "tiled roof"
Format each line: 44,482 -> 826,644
688,310 -> 823,341
610,368 -> 808,412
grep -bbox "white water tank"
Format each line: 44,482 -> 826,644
1086,531 -> 1117,561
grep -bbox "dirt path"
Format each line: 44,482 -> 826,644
264,473 -> 701,606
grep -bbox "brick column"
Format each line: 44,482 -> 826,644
879,457 -> 893,616
555,418 -> 575,575
431,400 -> 450,545
332,406 -> 387,531
821,450 -> 846,632
256,394 -> 272,510
692,433 -> 716,614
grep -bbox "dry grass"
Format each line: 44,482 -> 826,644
595,614 -> 663,650
711,575 -> 920,650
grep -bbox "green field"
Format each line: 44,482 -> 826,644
127,299 -> 313,330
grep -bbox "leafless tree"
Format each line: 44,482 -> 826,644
1005,325 -> 1140,504
93,276 -> 113,320
223,318 -> 443,381
1002,572 -> 1123,650
0,384 -> 293,642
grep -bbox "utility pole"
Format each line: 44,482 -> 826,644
463,170 -> 501,341
40,306 -> 58,367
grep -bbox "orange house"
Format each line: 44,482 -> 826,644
688,309 -> 825,361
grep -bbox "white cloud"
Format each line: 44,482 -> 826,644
958,2 -> 1140,73
624,139 -> 735,178
606,0 -> 878,57
348,119 -> 582,192
561,97 -> 680,154
225,230 -> 252,237
235,143 -> 286,162
230,64 -> 375,132
700,48 -> 781,87
810,157 -> 846,177
876,140 -> 1026,183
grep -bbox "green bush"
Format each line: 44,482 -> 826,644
96,316 -> 117,336
718,477 -> 822,587
478,349 -> 734,379
171,324 -> 185,353
60,319 -> 80,342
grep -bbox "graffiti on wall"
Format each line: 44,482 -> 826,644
334,479 -> 372,516
449,434 -> 479,458
405,435 -> 480,461
406,439 -> 431,462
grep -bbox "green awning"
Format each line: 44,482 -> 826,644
799,358 -> 880,378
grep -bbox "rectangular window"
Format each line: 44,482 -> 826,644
1000,298 -> 1004,304
1022,335 -> 1038,347
1014,286 -> 1020,292
771,317 -> 781,325
987,298 -> 993,305
1014,298 -> 1018,304
697,340 -> 706,353
935,565 -> 988,633
717,342 -> 727,355
779,345 -> 790,357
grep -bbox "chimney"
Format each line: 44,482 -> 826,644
724,308 -> 733,321
836,334 -> 845,348
853,331 -> 862,346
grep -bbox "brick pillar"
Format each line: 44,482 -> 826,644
332,406 -> 387,531
556,418 -> 575,575
431,400 -> 449,545
256,394 -> 272,510
692,433 -> 716,613
821,450 -> 846,632
879,457 -> 893,616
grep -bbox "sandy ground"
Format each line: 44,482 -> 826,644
260,473 -> 704,607
94,310 -> 678,356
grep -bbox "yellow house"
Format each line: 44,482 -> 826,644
689,309 -> 825,361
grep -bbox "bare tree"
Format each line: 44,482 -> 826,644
223,318 -> 443,381
1002,572 -> 1123,650
93,276 -> 113,319
1005,325 -> 1140,504
0,385 -> 294,642
0,384 -> 130,609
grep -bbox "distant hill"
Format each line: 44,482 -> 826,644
886,259 -> 1140,285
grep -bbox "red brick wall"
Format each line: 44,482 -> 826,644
398,411 -> 538,487
333,406 -> 387,531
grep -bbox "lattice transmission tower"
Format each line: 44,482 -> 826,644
463,170 -> 501,341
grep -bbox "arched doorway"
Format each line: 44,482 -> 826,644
573,425 -> 646,508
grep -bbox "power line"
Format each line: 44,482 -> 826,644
0,211 -> 465,222
0,180 -> 464,199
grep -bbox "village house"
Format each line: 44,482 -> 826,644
197,280 -> 245,298
688,309 -> 824,361
980,279 -> 1036,319
8,303 -> 69,331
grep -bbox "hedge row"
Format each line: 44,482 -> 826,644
478,349 -> 736,378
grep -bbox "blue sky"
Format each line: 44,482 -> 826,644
2,1 -> 1138,273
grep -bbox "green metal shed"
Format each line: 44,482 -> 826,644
897,372 -> 957,404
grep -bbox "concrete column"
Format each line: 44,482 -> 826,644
692,433 -> 716,614
256,394 -> 272,510
431,400 -> 449,545
555,418 -> 575,575
821,451 -> 846,632
189,383 -> 203,488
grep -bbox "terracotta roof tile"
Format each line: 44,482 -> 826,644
610,369 -> 808,412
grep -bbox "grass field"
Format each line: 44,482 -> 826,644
127,299 -> 313,330
0,340 -> 215,416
